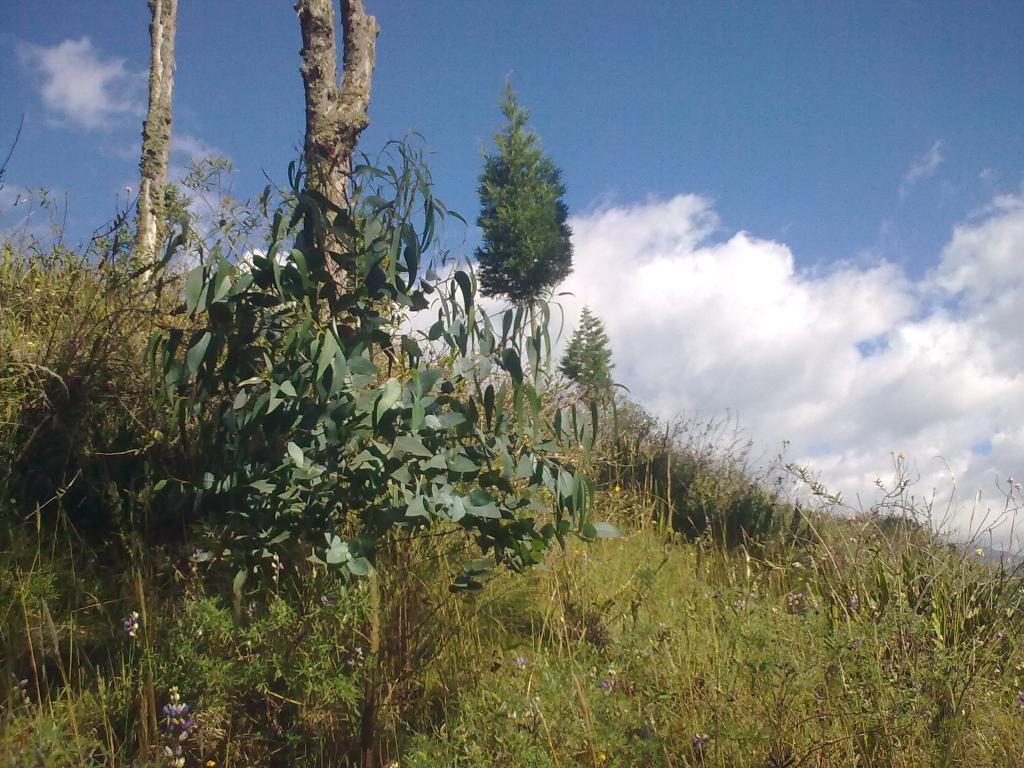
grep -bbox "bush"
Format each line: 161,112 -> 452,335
605,400 -> 783,546
0,221 -> 177,538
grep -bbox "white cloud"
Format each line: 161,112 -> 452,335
171,134 -> 222,163
900,139 -> 944,199
560,192 -> 1024,545
18,37 -> 144,130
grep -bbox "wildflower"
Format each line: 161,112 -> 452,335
975,548 -> 985,558
162,686 -> 195,768
786,592 -> 806,614
347,646 -> 365,669
600,678 -> 615,694
206,762 -> 217,767
598,751 -> 608,763
123,611 -> 140,639
15,677 -> 30,707
732,598 -> 747,612
1016,690 -> 1024,711
190,548 -> 211,564
691,733 -> 710,751
512,655 -> 529,670
614,484 -> 621,494
848,594 -> 859,612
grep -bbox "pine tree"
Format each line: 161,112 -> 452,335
560,306 -> 614,399
476,82 -> 573,305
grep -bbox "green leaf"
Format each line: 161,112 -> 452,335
374,378 -> 402,424
287,441 -> 305,467
502,348 -> 523,384
325,539 -> 350,565
186,332 -> 212,376
348,557 -> 373,576
184,265 -> 205,313
213,258 -> 233,302
483,384 -> 495,428
392,434 -> 432,457
514,455 -> 534,479
454,270 -> 473,310
406,495 -> 427,518
417,368 -> 443,395
448,454 -> 479,473
411,398 -> 425,431
232,568 -> 247,597
317,330 -> 340,382
468,500 -> 501,519
251,479 -> 276,494
349,355 -> 379,376
435,412 -> 466,429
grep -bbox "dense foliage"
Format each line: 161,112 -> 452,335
151,143 -> 599,590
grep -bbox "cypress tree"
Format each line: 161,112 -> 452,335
475,82 -> 573,304
560,306 -> 614,400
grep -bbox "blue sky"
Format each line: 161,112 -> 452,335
4,2 -> 1024,542
4,2 -> 1022,271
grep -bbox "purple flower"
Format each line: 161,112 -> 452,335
691,733 -> 710,751
512,655 -> 529,670
162,687 -> 194,768
122,611 -> 140,638
848,594 -> 859,612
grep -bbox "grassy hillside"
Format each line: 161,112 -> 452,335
4,479 -> 1024,767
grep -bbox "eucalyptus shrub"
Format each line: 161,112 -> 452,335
152,142 -> 601,591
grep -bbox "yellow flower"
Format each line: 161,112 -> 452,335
597,753 -> 608,763
613,485 -> 621,494
206,761 -> 217,767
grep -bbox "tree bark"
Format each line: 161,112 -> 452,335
296,0 -> 379,211
136,0 -> 177,277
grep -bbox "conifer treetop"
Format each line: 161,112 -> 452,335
560,306 -> 615,400
475,82 -> 573,304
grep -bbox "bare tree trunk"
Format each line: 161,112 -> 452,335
136,0 -> 177,278
296,0 -> 379,211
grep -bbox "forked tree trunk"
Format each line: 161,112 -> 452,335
296,0 -> 379,212
296,5 -> 381,763
136,0 -> 178,277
